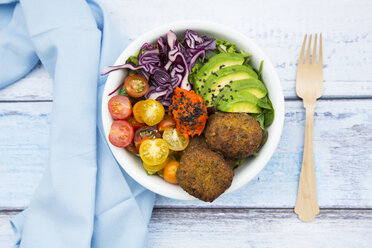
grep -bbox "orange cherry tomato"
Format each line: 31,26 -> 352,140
163,161 -> 179,184
158,114 -> 176,132
133,100 -> 145,123
124,74 -> 149,98
108,95 -> 132,120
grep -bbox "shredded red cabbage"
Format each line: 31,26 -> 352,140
102,30 -> 216,106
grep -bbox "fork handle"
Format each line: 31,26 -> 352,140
294,105 -> 320,222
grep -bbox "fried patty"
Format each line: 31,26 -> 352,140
176,138 -> 234,202
205,112 -> 263,159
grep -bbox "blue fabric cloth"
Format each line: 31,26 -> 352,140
0,0 -> 155,247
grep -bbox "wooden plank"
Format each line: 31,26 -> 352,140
1,0 -> 372,101
1,99 -> 372,209
0,63 -> 53,101
1,209 -> 372,248
0,211 -> 16,248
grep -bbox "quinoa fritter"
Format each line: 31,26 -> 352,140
176,139 -> 234,202
205,112 -> 263,159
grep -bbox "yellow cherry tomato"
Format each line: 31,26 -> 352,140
162,127 -> 189,151
143,159 -> 168,173
163,161 -> 179,184
140,99 -> 165,126
133,100 -> 145,123
139,138 -> 169,166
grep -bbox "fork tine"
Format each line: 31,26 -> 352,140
298,34 -> 307,64
305,34 -> 312,64
319,33 -> 323,65
312,34 -> 318,64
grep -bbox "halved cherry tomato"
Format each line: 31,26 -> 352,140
133,101 -> 145,123
143,159 -> 168,173
140,99 -> 165,126
109,120 -> 134,148
126,142 -> 138,154
108,95 -> 132,120
163,161 -> 179,184
162,127 -> 189,151
139,138 -> 169,165
124,74 -> 149,98
126,116 -> 146,131
134,126 -> 161,150
158,114 -> 176,132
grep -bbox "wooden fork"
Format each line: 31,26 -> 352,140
294,34 -> 323,222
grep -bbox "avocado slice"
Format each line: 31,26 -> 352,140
216,91 -> 262,114
193,53 -> 247,94
215,78 -> 268,106
201,65 -> 258,107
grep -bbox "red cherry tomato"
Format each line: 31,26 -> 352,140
124,74 -> 149,98
108,95 -> 132,120
126,142 -> 139,154
109,120 -> 134,148
134,126 -> 161,150
158,114 -> 176,132
126,116 -> 146,131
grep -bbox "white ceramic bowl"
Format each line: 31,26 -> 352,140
102,20 -> 285,201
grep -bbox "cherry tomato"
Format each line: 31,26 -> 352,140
133,101 -> 145,123
124,74 -> 149,98
108,95 -> 132,120
109,120 -> 134,148
139,138 -> 169,165
140,99 -> 165,126
163,161 -> 179,184
158,114 -> 176,132
134,126 -> 161,150
162,127 -> 189,151
126,116 -> 146,131
143,159 -> 168,173
126,142 -> 138,154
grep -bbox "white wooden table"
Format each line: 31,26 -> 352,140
1,0 -> 372,247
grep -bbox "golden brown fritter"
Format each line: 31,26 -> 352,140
176,141 -> 234,202
204,112 -> 263,159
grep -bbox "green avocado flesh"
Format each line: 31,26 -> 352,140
215,91 -> 262,114
193,53 -> 247,94
200,65 -> 258,107
216,78 -> 267,101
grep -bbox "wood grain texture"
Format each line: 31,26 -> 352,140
1,100 -> 371,209
0,0 -> 371,101
1,209 -> 372,248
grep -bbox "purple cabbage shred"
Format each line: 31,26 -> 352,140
102,30 -> 216,106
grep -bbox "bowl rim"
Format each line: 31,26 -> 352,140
101,20 -> 285,201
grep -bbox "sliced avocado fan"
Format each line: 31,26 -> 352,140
215,78 -> 268,106
200,64 -> 258,107
193,53 -> 248,94
215,91 -> 262,114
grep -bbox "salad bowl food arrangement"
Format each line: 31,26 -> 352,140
102,21 -> 284,201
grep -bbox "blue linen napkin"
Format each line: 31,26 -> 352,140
0,0 -> 155,247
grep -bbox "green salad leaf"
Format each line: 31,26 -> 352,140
189,57 -> 204,85
234,158 -> 246,168
216,39 -> 237,53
